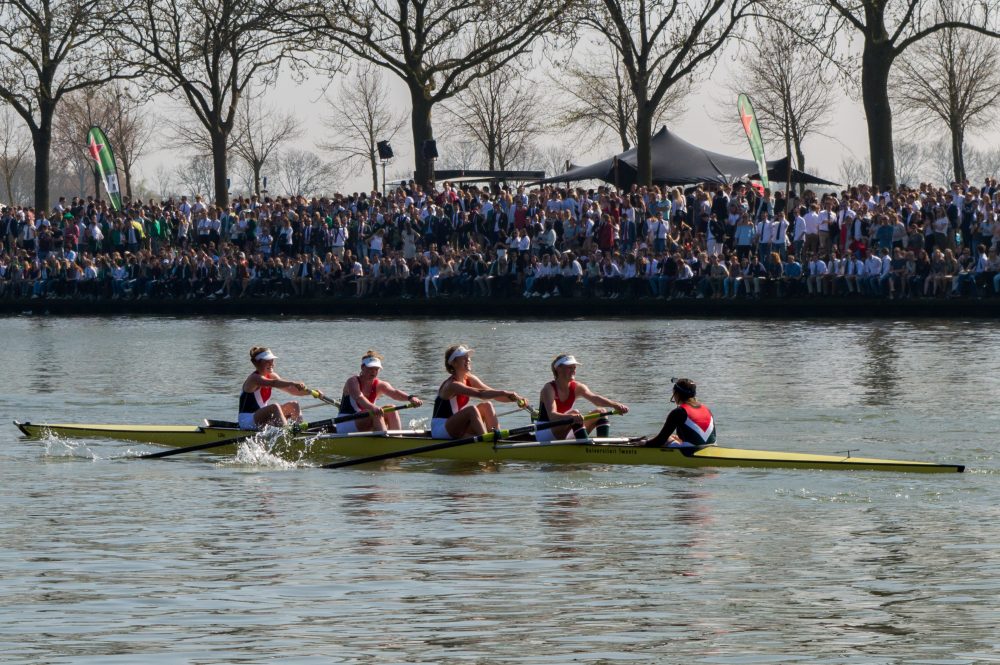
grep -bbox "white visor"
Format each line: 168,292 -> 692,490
361,356 -> 383,369
554,355 -> 580,368
254,350 -> 277,362
448,346 -> 472,364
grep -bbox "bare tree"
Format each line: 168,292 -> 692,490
0,106 -> 31,205
0,0 -> 134,210
119,0 -> 306,207
232,94 -> 302,197
727,22 -> 833,193
839,155 -> 871,187
578,0 -> 758,186
304,0 -> 569,185
321,63 -> 405,193
804,0 -> 1000,189
52,88 -> 119,200
551,45 -> 688,151
435,140 -> 482,171
964,146 -> 1000,185
277,149 -> 336,196
443,65 -> 542,171
894,140 -> 926,187
174,154 -> 216,199
105,84 -> 155,201
890,7 -> 1000,183
536,143 -> 578,179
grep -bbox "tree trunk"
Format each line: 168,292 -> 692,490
634,103 -> 653,186
31,107 -> 53,212
124,166 -> 133,201
409,88 -> 435,186
861,43 -> 896,190
794,144 -> 806,197
211,129 -> 229,207
369,145 -> 378,193
253,163 -> 262,196
951,121 -> 965,182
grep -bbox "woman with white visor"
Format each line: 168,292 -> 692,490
535,354 -> 629,442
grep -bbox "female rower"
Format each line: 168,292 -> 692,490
431,345 -> 525,439
536,354 -> 629,441
238,346 -> 316,429
643,378 -> 716,447
338,350 -> 423,433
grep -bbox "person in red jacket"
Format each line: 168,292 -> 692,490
644,378 -> 716,447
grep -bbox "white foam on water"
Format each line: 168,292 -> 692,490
40,430 -> 99,461
408,416 -> 429,430
218,425 -> 313,469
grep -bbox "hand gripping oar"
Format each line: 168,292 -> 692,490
497,398 -> 540,419
322,409 -> 614,469
139,403 -> 418,459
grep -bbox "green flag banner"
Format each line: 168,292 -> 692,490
86,126 -> 123,211
736,94 -> 769,190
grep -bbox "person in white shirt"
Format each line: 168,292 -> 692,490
806,253 -> 827,295
791,207 -> 807,260
843,253 -> 866,294
863,249 -> 884,295
803,203 -> 821,257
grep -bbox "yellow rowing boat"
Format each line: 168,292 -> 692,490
14,421 -> 965,473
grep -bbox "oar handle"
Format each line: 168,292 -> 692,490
308,389 -> 340,408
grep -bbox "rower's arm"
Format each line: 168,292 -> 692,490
451,375 -> 521,403
347,377 -> 377,411
377,381 -> 422,406
644,408 -> 685,447
258,373 -> 309,395
577,383 -> 628,414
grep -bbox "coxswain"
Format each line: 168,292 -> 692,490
644,377 -> 716,447
337,350 -> 423,433
238,346 -> 316,429
431,345 -> 525,439
536,354 -> 628,442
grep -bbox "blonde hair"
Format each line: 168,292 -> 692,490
362,349 -> 383,362
249,346 -> 269,365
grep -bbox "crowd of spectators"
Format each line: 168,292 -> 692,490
3,177 -> 1000,303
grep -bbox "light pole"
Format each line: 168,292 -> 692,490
377,141 -> 393,197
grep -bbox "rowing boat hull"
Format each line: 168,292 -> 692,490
308,435 -> 965,473
14,421 -> 965,473
15,421 -> 250,447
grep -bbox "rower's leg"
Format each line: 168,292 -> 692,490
385,410 -> 401,430
281,401 -> 301,423
446,406 -> 486,438
477,402 -> 499,430
254,404 -> 286,427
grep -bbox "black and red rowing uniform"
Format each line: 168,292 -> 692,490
645,402 -> 717,447
238,372 -> 272,429
340,378 -> 379,416
430,376 -> 471,439
537,380 -> 576,422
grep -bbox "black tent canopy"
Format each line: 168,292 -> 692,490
539,127 -> 837,187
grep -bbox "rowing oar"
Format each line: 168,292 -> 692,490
309,389 -> 340,408
139,403 -> 418,460
322,409 -> 616,470
496,398 -> 539,419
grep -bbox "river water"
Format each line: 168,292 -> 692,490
1,316 -> 998,664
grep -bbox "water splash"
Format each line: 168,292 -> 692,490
40,430 -> 98,461
219,425 -> 314,469
408,417 -> 429,430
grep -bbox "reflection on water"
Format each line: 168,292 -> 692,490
858,324 -> 901,406
1,316 -> 998,663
